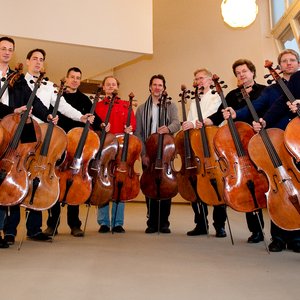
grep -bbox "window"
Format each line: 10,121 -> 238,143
270,0 -> 300,52
279,25 -> 300,53
271,0 -> 286,26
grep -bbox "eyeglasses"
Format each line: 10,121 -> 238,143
195,76 -> 208,81
0,47 -> 14,53
280,58 -> 298,64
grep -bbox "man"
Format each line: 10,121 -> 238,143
4,50 -> 93,243
206,59 -> 267,244
135,74 -> 180,233
252,67 -> 300,253
226,49 -> 300,127
182,68 -> 227,237
95,75 -> 135,234
44,66 -> 102,238
0,39 -> 54,246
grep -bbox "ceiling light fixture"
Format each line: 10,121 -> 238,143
221,0 -> 258,28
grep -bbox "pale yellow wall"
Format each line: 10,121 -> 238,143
114,0 -> 279,202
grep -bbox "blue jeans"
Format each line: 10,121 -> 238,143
97,202 -> 125,228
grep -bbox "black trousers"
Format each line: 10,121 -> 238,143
245,209 -> 264,234
192,201 -> 227,231
2,205 -> 42,237
47,201 -> 81,230
271,221 -> 300,244
146,197 -> 171,229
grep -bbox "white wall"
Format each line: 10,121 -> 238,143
2,0 -> 152,54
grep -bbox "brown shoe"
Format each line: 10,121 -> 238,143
43,227 -> 58,237
71,227 -> 84,237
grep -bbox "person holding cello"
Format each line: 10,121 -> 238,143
0,40 -> 58,245
225,49 -> 300,127
182,68 -> 227,237
205,59 -> 267,244
43,67 -> 104,238
95,75 -> 135,234
135,74 -> 180,234
252,65 -> 300,253
5,49 -> 96,242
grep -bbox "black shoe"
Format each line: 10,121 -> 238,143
160,227 -> 171,234
287,241 -> 300,253
98,225 -> 110,233
28,232 -> 52,241
187,226 -> 207,236
247,232 -> 264,243
268,239 -> 286,252
112,226 -> 125,233
215,227 -> 227,238
71,227 -> 84,237
145,227 -> 158,234
4,235 -> 15,245
43,227 -> 58,237
0,237 -> 9,248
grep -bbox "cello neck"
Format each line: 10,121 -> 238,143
95,91 -> 117,160
9,72 -> 45,150
212,74 -> 245,157
239,83 -> 283,168
179,85 -> 193,163
194,86 -> 211,158
73,86 -> 102,160
121,92 -> 135,163
40,79 -> 66,157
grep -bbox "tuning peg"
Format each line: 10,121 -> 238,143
267,79 -> 275,84
211,90 -> 216,94
222,85 -> 228,89
264,74 -> 271,79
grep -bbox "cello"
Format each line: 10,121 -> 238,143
89,91 -> 118,206
0,72 -> 45,206
189,85 -> 227,206
112,92 -> 142,201
57,87 -> 101,205
264,60 -> 300,162
140,91 -> 178,200
21,79 -> 68,210
174,85 -> 200,202
242,91 -> 300,230
212,74 -> 268,213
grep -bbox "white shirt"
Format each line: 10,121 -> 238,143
187,89 -> 221,126
151,103 -> 159,134
0,70 -> 9,106
25,72 -> 83,123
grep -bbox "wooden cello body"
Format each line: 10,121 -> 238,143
0,71 -> 44,206
248,129 -> 300,230
212,74 -> 268,213
112,93 -> 142,201
140,92 -> 178,200
189,86 -> 226,206
284,117 -> 300,162
174,85 -> 200,202
21,80 -> 68,210
0,114 -> 41,206
89,93 -> 118,206
57,89 -> 101,206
